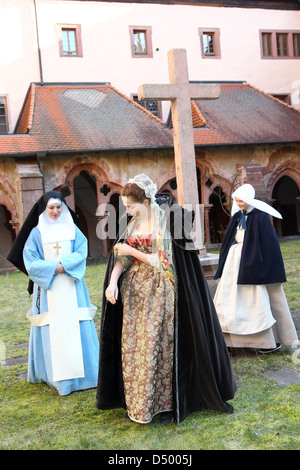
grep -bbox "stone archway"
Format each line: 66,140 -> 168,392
73,170 -> 98,258
62,161 -> 122,258
272,175 -> 300,237
0,193 -> 18,270
158,167 -> 203,202
0,204 -> 16,270
156,167 -> 178,201
208,186 -> 230,244
266,152 -> 300,238
202,172 -> 232,246
159,164 -> 231,245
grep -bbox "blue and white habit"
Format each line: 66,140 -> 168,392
9,192 -> 99,395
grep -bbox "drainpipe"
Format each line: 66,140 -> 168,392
37,151 -> 46,192
33,0 -> 44,85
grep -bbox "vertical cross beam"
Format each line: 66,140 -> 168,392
138,49 -> 220,250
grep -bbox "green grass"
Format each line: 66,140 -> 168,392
0,240 -> 299,450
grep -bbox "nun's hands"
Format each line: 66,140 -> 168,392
55,262 -> 65,273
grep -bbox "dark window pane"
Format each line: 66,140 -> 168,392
276,33 -> 288,57
293,33 -> 300,57
0,100 -> 7,133
262,33 -> 273,57
133,96 -> 158,116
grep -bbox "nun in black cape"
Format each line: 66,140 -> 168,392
95,191 -> 237,424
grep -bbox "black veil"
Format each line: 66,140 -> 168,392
7,191 -> 80,293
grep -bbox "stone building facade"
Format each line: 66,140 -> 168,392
1,81 -> 300,269
1,0 -> 300,268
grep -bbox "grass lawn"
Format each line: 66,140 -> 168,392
0,239 -> 299,451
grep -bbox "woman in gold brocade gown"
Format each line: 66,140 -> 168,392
96,174 -> 237,425
105,175 -> 175,424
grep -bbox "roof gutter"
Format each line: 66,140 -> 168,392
33,0 -> 44,85
194,139 -> 300,148
2,140 -> 300,158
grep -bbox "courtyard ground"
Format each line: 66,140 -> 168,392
0,239 -> 299,451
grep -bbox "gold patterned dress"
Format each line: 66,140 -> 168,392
120,234 -> 175,424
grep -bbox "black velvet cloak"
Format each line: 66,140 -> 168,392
214,208 -> 286,285
95,196 -> 237,424
7,191 -> 80,294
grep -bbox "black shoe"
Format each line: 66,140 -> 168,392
159,411 -> 173,424
258,343 -> 282,354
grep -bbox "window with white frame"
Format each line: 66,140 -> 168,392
199,28 -> 221,59
129,26 -> 153,58
57,24 -> 83,57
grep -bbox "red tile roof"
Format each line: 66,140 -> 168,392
1,81 -> 299,157
191,82 -> 300,146
0,83 -> 173,156
168,100 -> 206,128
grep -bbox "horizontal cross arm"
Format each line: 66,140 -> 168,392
188,83 -> 220,100
138,83 -> 220,102
138,84 -> 177,101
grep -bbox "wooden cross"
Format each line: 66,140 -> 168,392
138,49 -> 220,251
53,242 -> 62,256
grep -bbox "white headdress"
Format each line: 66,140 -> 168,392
127,173 -> 158,207
231,184 -> 282,219
125,174 -> 174,281
37,198 -> 76,243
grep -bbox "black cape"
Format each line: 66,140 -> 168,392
95,196 -> 237,424
7,191 -> 80,294
214,208 -> 286,285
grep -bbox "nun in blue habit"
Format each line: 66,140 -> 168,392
7,191 -> 99,395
